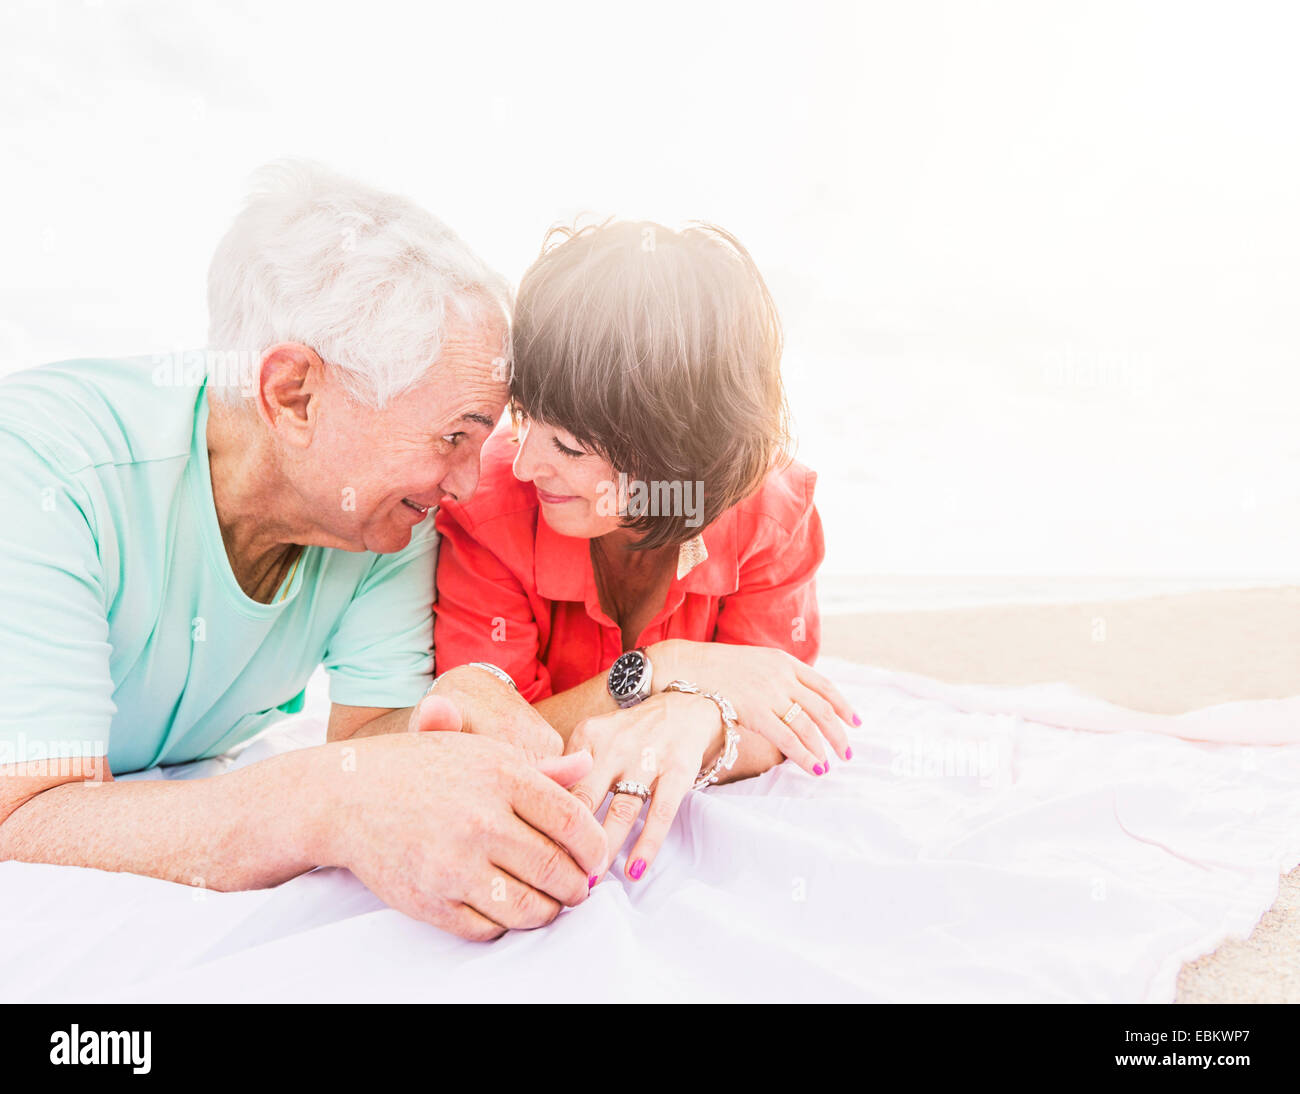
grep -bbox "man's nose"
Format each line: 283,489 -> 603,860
439,452 -> 482,504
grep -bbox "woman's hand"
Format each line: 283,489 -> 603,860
649,639 -> 859,776
566,690 -> 724,884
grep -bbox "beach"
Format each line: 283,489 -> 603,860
819,582 -> 1300,1002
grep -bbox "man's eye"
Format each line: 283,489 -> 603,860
441,432 -> 466,447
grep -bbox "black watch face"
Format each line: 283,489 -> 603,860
609,651 -> 645,697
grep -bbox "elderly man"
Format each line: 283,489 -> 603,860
0,162 -> 605,940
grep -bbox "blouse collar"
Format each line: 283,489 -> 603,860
533,510 -> 740,603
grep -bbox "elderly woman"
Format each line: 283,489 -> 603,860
434,220 -> 859,885
0,162 -> 607,941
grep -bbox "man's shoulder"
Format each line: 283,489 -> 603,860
0,355 -> 202,475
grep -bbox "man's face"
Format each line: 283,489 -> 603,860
292,320 -> 508,553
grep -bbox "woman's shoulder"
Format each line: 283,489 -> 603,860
731,456 -> 819,537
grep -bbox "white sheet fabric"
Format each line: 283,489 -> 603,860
3,657 -> 1298,1003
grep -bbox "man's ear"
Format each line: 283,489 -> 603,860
256,342 -> 322,445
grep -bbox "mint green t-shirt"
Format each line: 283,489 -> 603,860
0,357 -> 436,774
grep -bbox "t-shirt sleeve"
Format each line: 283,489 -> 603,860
321,515 -> 438,709
433,503 -> 554,702
0,429 -> 116,765
711,467 -> 825,666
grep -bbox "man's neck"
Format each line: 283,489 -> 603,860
205,397 -> 306,602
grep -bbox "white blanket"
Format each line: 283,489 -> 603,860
4,658 -> 1298,1003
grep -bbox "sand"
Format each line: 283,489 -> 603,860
819,584 -> 1300,1003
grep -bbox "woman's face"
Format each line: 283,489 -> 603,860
511,415 -> 624,539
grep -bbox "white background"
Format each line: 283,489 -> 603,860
2,0 -> 1297,590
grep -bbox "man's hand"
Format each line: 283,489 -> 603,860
411,665 -> 563,764
0,727 -> 604,942
315,732 -> 606,939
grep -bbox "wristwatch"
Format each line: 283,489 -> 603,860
606,647 -> 654,708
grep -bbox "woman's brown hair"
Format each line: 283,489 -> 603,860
510,218 -> 792,551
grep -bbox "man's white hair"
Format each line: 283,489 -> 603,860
206,159 -> 511,408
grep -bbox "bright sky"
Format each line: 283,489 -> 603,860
2,1 -> 1297,577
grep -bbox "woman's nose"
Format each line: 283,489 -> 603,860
512,425 -> 543,483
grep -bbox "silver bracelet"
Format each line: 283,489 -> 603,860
663,679 -> 740,790
467,662 -> 518,691
428,661 -> 518,694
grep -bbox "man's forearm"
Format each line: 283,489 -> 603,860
330,706 -> 414,741
0,743 -> 343,891
534,675 -> 617,742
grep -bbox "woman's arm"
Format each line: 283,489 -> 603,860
432,503 -> 782,766
539,471 -> 857,772
530,639 -> 789,761
436,467 -> 854,772
537,641 -> 856,782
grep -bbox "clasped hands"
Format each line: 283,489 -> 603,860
412,666 -> 724,887
414,643 -> 858,900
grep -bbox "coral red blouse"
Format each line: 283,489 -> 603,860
433,429 -> 825,702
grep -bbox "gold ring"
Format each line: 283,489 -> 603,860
780,702 -> 804,726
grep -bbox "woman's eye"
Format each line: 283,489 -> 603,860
551,436 -> 585,458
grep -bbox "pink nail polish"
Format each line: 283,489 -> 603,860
852,713 -> 862,727
845,746 -> 854,760
824,758 -> 831,772
629,858 -> 646,880
588,875 -> 598,889
813,763 -> 825,776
